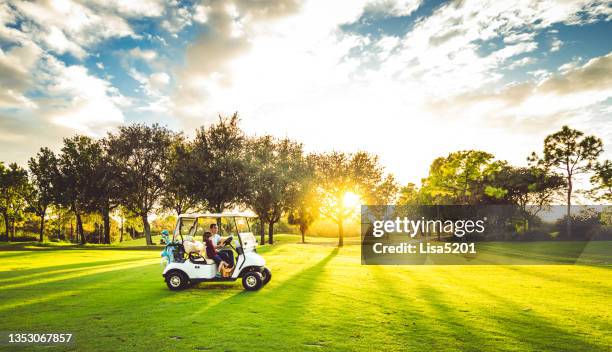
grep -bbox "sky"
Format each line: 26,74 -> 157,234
1,0 -> 611,186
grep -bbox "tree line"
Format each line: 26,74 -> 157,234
0,116 -> 610,246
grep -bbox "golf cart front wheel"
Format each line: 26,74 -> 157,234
165,271 -> 188,291
242,272 -> 263,291
261,267 -> 272,285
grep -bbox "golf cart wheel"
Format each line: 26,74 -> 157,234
261,267 -> 272,285
165,271 -> 188,291
242,271 -> 263,291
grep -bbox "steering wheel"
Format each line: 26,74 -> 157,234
222,236 -> 234,246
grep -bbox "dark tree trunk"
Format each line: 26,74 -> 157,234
2,213 -> 9,241
142,213 -> 152,245
268,221 -> 274,245
301,225 -> 306,243
120,216 -> 124,242
338,218 -> 344,247
566,177 -> 572,239
76,212 -> 84,244
259,220 -> 265,245
103,208 -> 111,244
10,218 -> 15,241
39,213 -> 46,242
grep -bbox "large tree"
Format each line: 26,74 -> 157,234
160,136 -> 201,215
287,155 -> 319,244
27,148 -> 60,242
190,113 -> 248,214
58,136 -> 102,244
0,163 -> 29,241
530,126 -> 603,238
245,136 -> 306,244
88,139 -> 124,244
107,124 -> 175,245
486,165 -> 565,228
314,151 -> 397,247
420,150 -> 504,205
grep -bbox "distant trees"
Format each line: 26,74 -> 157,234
530,126 -> 603,238
107,124 -> 175,245
0,117 -> 608,245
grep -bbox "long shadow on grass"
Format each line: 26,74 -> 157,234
170,248 -> 340,351
370,267 -> 503,351
0,257 -> 152,282
501,265 -> 612,294
438,270 -> 609,351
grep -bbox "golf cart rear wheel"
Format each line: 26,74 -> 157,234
165,271 -> 188,291
242,271 -> 263,291
261,267 -> 272,285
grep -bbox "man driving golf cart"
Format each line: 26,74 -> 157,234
161,213 -> 271,291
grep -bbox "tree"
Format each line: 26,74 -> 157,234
287,155 -> 319,243
28,148 -> 60,242
486,165 -> 565,229
161,136 -> 201,215
590,160 -> 611,203
190,113 -> 248,214
58,136 -> 103,244
0,163 -> 29,241
530,126 -> 603,238
107,124 -> 175,245
314,151 -> 397,247
397,183 -> 420,205
420,150 -> 504,205
88,139 -> 124,244
245,136 -> 306,244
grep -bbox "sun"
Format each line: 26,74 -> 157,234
342,191 -> 362,209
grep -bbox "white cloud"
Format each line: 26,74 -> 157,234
129,47 -> 158,62
550,37 -> 563,52
43,58 -> 125,135
170,0 -> 612,184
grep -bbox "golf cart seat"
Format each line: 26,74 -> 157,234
188,252 -> 214,265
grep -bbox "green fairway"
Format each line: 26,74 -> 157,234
1,236 -> 611,352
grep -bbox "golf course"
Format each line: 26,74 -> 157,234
1,235 -> 610,352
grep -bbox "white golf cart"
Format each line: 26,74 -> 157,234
161,213 -> 271,291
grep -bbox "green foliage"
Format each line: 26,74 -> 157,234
160,135 -> 201,215
530,125 -> 604,237
106,123 -> 176,245
0,162 -> 29,241
189,113 -> 248,213
420,150 -> 504,205
590,160 -> 611,202
245,135 -> 308,244
27,148 -> 60,241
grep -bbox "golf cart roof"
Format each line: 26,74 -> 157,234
177,212 -> 257,219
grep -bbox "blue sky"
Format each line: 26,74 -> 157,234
1,0 -> 611,185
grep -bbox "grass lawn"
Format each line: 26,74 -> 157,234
0,235 -> 610,351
